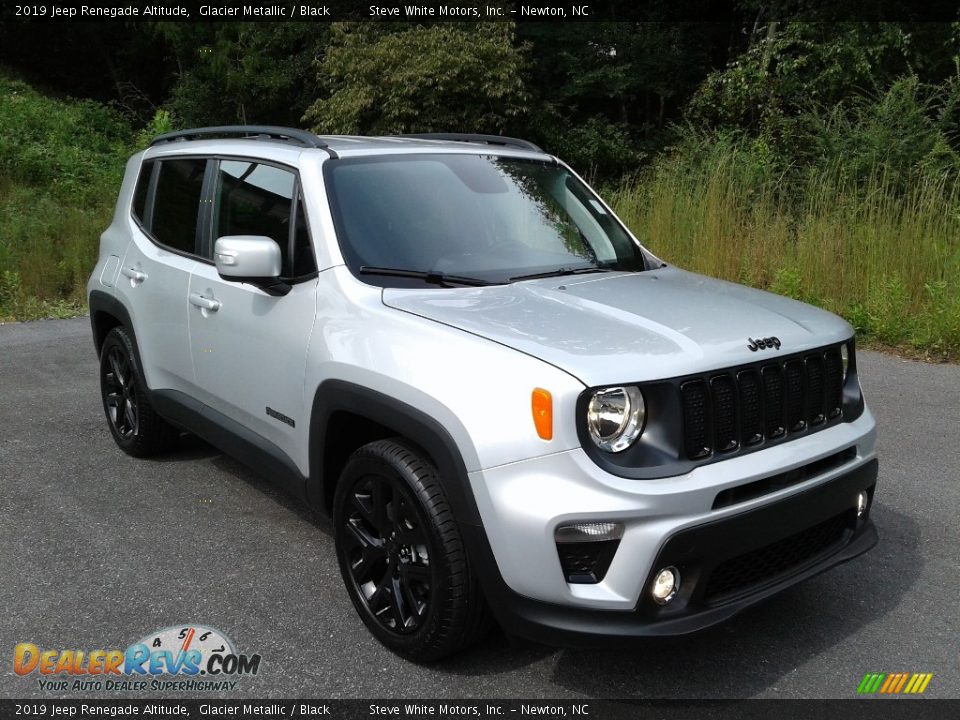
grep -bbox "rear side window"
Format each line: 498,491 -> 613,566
132,160 -> 153,224
150,158 -> 207,254
212,160 -> 315,277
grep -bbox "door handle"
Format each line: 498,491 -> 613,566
121,267 -> 147,282
189,292 -> 221,312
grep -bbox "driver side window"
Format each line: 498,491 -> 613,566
211,160 -> 317,278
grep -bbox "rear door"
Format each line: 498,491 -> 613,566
187,158 -> 319,470
121,157 -> 209,394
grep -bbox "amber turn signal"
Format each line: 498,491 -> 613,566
531,388 -> 553,440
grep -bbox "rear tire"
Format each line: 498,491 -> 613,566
99,326 -> 178,457
333,439 -> 491,662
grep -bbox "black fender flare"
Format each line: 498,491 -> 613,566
307,379 -> 482,527
308,380 -> 528,632
89,289 -> 137,361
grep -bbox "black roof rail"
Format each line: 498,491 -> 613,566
397,133 -> 544,153
150,125 -> 337,156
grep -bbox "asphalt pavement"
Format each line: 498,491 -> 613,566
1,318 -> 957,699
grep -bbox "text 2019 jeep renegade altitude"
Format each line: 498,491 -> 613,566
88,126 -> 878,661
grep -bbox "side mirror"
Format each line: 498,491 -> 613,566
214,236 -> 289,296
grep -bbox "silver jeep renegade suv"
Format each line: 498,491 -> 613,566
88,126 -> 878,661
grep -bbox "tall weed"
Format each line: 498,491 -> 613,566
610,126 -> 960,357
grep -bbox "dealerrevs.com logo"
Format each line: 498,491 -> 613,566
14,625 -> 261,692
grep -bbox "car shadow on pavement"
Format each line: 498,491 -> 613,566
145,432 -> 221,462
210,452 -> 330,528
146,434 -> 328,528
545,506 -> 921,698
436,628 -> 557,675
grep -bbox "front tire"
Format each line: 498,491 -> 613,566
333,439 -> 490,662
99,326 -> 177,457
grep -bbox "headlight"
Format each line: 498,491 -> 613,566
586,386 -> 645,452
840,342 -> 850,381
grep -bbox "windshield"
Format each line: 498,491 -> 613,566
324,154 -> 647,286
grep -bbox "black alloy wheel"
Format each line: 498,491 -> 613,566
341,472 -> 435,633
334,439 -> 491,661
104,344 -> 139,439
99,326 -> 178,456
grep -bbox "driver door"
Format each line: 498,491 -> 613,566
187,158 -> 318,470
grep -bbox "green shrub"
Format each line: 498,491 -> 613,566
0,75 -> 132,203
0,71 -> 136,320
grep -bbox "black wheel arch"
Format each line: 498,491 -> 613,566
89,290 -> 137,361
308,380 -> 482,528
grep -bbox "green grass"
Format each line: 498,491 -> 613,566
609,146 -> 960,360
0,72 -> 133,322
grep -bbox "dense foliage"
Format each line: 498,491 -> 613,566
304,23 -> 528,135
0,18 -> 958,355
155,24 -> 329,127
0,75 -> 134,320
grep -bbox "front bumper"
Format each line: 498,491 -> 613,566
469,407 -> 876,608
464,407 -> 878,643
467,458 -> 877,645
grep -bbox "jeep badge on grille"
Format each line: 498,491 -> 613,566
748,336 -> 781,351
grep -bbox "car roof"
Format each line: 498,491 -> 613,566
315,135 -> 549,159
143,129 -> 553,163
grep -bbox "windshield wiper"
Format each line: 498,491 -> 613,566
359,266 -> 495,287
509,266 -> 614,282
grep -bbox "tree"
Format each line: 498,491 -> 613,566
515,21 -> 731,175
687,22 -> 957,133
303,23 -> 529,135
156,23 -> 329,127
0,22 -> 174,121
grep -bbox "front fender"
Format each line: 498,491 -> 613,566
308,380 -> 481,525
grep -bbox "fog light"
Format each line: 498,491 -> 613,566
651,566 -> 680,605
856,491 -> 868,518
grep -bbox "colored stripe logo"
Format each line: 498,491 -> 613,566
857,673 -> 933,695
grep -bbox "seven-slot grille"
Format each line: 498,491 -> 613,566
680,346 -> 845,460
